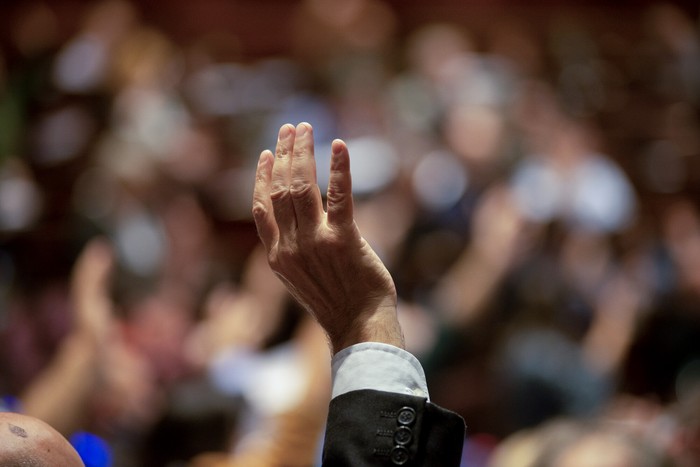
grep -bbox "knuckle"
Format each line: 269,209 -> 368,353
293,145 -> 309,158
269,245 -> 295,269
255,170 -> 268,184
251,201 -> 267,219
276,145 -> 291,158
270,185 -> 290,202
289,182 -> 314,199
326,185 -> 347,206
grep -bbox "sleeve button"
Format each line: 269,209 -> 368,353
397,407 -> 416,426
393,426 -> 413,446
390,446 -> 410,465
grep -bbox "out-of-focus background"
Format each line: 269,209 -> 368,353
1,0 -> 699,466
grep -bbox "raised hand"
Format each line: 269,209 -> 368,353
252,123 -> 403,354
21,238 -> 116,435
70,238 -> 115,344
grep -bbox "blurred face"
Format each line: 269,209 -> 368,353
0,412 -> 84,466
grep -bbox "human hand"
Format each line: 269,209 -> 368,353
252,123 -> 403,354
185,286 -> 271,366
70,238 -> 115,345
21,238 -> 115,435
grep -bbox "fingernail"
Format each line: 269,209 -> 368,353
279,124 -> 293,140
332,139 -> 343,155
297,122 -> 309,137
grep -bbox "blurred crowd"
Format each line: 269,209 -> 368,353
1,0 -> 699,466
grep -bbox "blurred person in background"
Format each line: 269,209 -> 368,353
489,416 -> 673,467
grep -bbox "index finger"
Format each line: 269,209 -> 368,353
252,150 -> 278,252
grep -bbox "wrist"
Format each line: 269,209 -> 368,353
330,305 -> 404,355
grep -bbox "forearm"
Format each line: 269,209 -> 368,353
20,332 -> 101,435
433,247 -> 510,327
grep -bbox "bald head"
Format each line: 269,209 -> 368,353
0,412 -> 84,467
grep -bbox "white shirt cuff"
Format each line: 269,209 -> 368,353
331,342 -> 430,400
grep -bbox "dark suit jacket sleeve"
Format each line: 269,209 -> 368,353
321,389 -> 465,466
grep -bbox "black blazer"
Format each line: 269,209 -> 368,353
322,389 -> 465,466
